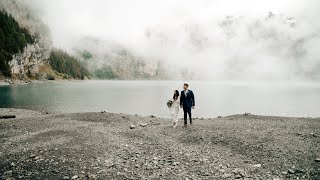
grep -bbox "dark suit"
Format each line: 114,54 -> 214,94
180,90 -> 195,125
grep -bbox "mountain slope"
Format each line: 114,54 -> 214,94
0,11 -> 34,76
0,0 -> 89,81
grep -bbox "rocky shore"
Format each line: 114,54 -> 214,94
0,109 -> 319,179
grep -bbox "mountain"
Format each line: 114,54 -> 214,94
71,37 -> 168,80
0,0 -> 89,81
0,0 -> 52,80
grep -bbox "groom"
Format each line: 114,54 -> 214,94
180,83 -> 195,125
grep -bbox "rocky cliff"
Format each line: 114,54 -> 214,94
0,0 -> 52,80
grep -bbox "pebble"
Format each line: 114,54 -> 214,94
235,174 -> 242,179
222,173 -> 232,178
173,162 -> 180,166
140,123 -> 147,127
87,174 -> 96,180
252,164 -> 262,168
288,169 -> 295,174
315,158 -> 320,162
130,125 -> 136,129
62,176 -> 70,180
10,162 -> 15,167
4,170 -> 12,175
71,175 -> 79,179
30,154 -> 36,158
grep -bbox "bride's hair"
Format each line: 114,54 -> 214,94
173,90 -> 179,100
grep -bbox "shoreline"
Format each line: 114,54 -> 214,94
0,108 -> 318,119
1,108 -> 319,179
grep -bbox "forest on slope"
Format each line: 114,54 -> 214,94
0,11 -> 34,77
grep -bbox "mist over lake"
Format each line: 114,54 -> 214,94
1,80 -> 319,118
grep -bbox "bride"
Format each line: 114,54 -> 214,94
170,90 -> 180,127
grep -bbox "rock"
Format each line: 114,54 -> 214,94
4,170 -> 12,175
273,178 -> 281,180
130,125 -> 136,129
71,175 -> 79,179
218,116 -> 222,118
222,173 -> 232,178
295,169 -> 305,173
288,169 -> 295,174
252,164 -> 262,168
243,112 -> 252,116
281,171 -> 288,175
315,158 -> 320,162
140,123 -> 147,127
0,115 -> 16,119
87,174 -> 96,180
101,111 -> 106,113
232,168 -> 245,178
150,115 -> 156,118
235,174 -> 242,179
10,162 -> 15,167
173,162 -> 180,166
30,154 -> 36,158
309,132 -> 317,137
62,176 -> 70,180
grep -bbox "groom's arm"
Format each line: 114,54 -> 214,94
191,91 -> 195,107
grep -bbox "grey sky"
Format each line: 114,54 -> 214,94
23,0 -> 320,80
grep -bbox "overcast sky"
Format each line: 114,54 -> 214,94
23,0 -> 320,80
25,0 -> 318,47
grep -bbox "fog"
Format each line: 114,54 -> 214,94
23,0 -> 320,80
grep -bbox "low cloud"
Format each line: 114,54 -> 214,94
21,0 -> 320,80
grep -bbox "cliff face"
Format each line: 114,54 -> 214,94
0,0 -> 52,80
9,44 -> 50,79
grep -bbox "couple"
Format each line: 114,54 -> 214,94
169,83 -> 195,128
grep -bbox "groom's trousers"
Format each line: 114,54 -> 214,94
183,106 -> 192,125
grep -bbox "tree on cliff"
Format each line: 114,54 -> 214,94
0,11 -> 34,77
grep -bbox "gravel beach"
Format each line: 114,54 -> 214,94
0,108 -> 319,179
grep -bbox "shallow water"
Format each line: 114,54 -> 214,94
0,80 -> 320,118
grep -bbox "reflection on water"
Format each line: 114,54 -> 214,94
0,81 -> 320,118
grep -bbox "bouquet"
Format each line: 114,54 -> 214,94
167,100 -> 173,108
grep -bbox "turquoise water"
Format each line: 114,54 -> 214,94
0,80 -> 320,118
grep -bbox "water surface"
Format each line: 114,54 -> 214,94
0,80 -> 319,118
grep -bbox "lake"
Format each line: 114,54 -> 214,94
0,80 -> 320,118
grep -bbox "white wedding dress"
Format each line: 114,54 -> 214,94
170,98 -> 180,124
